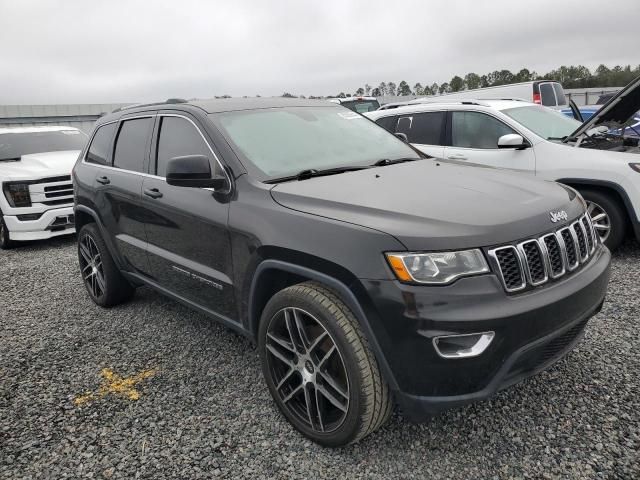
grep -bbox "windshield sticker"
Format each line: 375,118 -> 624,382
338,112 -> 362,120
61,130 -> 81,135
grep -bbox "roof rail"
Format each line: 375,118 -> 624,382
410,98 -> 491,107
112,98 -> 188,113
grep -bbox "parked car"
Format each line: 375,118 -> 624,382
74,98 -> 610,447
0,126 -> 87,249
408,80 -> 568,109
366,77 -> 640,251
560,104 -> 640,137
326,96 -> 380,113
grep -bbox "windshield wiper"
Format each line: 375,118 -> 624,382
265,165 -> 371,183
372,157 -> 422,166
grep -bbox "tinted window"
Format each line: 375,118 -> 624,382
451,111 -> 517,149
396,112 -> 444,145
553,83 -> 566,106
375,116 -> 398,133
539,83 -> 556,106
112,118 -> 152,172
86,123 -> 117,165
156,116 -> 216,177
340,100 -> 380,113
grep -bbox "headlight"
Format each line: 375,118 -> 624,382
386,249 -> 489,284
3,183 -> 32,208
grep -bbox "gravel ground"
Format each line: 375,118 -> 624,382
1,236 -> 639,479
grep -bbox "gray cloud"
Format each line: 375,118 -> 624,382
0,0 -> 638,103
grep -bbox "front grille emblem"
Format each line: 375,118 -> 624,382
549,210 -> 568,223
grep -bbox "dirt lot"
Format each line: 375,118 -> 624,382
1,236 -> 639,479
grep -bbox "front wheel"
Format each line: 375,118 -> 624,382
78,223 -> 135,307
580,189 -> 627,251
258,282 -> 392,447
0,215 -> 14,250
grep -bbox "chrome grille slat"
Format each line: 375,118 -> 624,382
488,246 -> 526,292
489,214 -> 597,293
541,233 -> 565,279
572,221 -> 589,262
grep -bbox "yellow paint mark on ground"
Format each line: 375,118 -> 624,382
75,367 -> 157,406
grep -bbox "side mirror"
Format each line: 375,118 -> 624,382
165,155 -> 228,190
498,134 -> 529,150
395,132 -> 409,142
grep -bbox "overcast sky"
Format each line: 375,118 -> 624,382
1,0 -> 638,104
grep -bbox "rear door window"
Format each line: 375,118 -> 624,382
539,83 -> 557,107
394,112 -> 445,145
451,111 -> 517,149
86,123 -> 117,165
112,117 -> 153,173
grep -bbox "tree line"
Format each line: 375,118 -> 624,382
278,64 -> 640,99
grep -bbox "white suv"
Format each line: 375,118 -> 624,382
365,79 -> 640,250
0,126 -> 87,249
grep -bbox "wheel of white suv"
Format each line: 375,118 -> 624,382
581,189 -> 627,251
78,223 -> 135,307
0,214 -> 14,250
258,281 -> 392,447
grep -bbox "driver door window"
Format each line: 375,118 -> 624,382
155,116 -> 220,177
451,111 -> 516,149
446,111 -> 536,172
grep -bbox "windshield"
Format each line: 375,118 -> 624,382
501,106 -> 582,140
0,129 -> 87,161
339,99 -> 381,113
211,106 -> 420,179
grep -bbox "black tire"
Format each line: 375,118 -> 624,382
579,189 -> 627,251
258,281 -> 392,447
77,223 -> 135,307
0,214 -> 14,250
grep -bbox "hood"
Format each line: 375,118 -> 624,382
0,150 -> 80,181
270,160 -> 585,251
568,75 -> 640,140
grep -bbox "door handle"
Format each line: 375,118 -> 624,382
96,176 -> 110,185
143,188 -> 163,199
447,154 -> 468,160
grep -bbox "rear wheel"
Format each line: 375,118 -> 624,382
258,282 -> 392,447
580,189 -> 627,251
78,223 -> 135,307
0,215 -> 14,250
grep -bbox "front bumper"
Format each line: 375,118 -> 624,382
3,206 -> 76,241
359,246 -> 611,421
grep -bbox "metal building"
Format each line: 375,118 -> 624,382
0,103 -> 130,133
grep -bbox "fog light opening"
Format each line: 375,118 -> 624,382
433,332 -> 495,359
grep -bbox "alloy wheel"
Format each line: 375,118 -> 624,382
586,200 -> 611,243
265,307 -> 350,433
79,234 -> 106,299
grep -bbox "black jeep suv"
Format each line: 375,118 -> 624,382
73,98 -> 611,447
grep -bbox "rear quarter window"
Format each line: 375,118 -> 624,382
375,115 -> 398,133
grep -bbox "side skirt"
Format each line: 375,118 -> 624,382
123,271 -> 251,339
